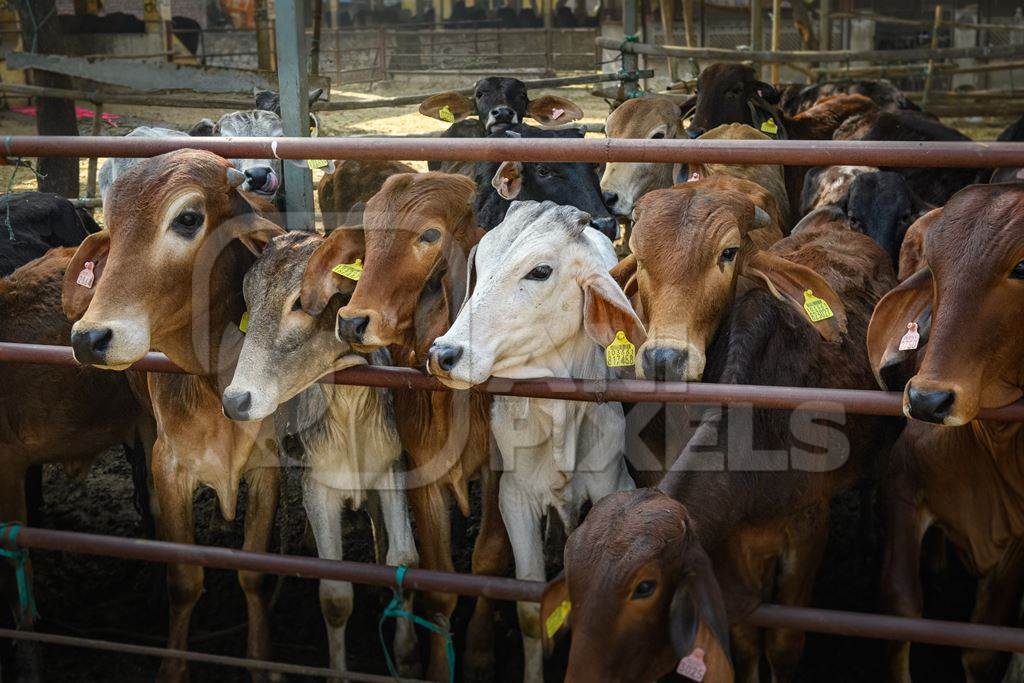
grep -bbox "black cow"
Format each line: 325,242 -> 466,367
473,125 -> 618,239
839,171 -> 932,270
0,192 -> 99,276
988,113 -> 1024,183
780,79 -> 918,117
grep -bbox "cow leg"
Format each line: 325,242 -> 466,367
406,482 -> 457,683
765,508 -> 830,683
729,623 -> 761,683
498,476 -> 544,683
378,484 -> 421,678
303,477 -> 352,677
239,465 -> 280,677
962,540 -> 1024,683
465,465 -> 512,682
0,461 -> 40,683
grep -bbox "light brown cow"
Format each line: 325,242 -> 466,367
330,172 -> 510,681
62,149 -> 284,680
317,159 -> 417,231
867,183 -> 1024,682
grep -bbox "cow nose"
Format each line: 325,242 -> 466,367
336,314 -> 369,343
591,216 -> 619,241
491,106 -> 515,123
430,343 -> 464,373
222,388 -> 252,421
642,347 -> 689,381
603,191 -> 619,208
244,166 -> 270,190
686,125 -> 704,139
907,386 -> 956,424
71,328 -> 113,365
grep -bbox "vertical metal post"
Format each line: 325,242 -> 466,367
85,102 -> 103,200
274,0 -> 315,232
543,0 -> 554,74
819,0 -> 830,52
621,0 -> 639,97
769,0 -> 780,83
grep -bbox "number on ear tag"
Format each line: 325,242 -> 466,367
899,322 -> 920,351
307,159 -> 329,170
677,648 -> 707,681
605,330 -> 636,367
760,118 -> 779,135
802,290 -> 834,322
332,258 -> 363,281
239,311 -> 249,333
545,600 -> 571,639
551,107 -> 565,120
439,105 -> 455,123
76,261 -> 95,288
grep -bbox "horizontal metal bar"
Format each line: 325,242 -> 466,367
0,628 -> 427,682
6,136 -> 1024,167
2,343 -> 1023,421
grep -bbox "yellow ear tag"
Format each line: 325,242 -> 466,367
239,311 -> 249,333
605,330 -> 636,367
545,600 -> 571,638
307,159 -> 329,170
438,105 -> 455,123
802,289 -> 834,322
332,258 -> 363,281
760,118 -> 779,135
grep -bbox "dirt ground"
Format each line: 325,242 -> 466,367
0,81 -> 1015,682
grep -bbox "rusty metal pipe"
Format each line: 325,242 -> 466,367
6,136 -> 1024,167
2,342 -> 1023,421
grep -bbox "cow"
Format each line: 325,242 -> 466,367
838,171 -> 933,270
222,229 -> 419,677
779,78 -> 918,116
866,182 -> 1024,682
64,150 -> 285,680
546,187 -> 898,681
475,125 -> 619,239
427,200 -> 641,682
896,207 -> 942,281
318,159 -> 418,231
800,165 -> 877,216
0,192 -> 100,276
987,113 -> 1024,183
333,172 -> 511,681
834,109 -> 982,206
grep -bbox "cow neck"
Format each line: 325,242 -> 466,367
972,419 -> 1024,467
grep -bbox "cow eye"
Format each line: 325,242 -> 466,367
420,228 -> 442,244
525,265 -> 552,281
475,91 -> 483,99
171,210 -> 204,237
630,580 -> 657,600
536,164 -> 552,178
720,247 -> 739,264
1011,260 -> 1024,279
291,297 -> 304,312
651,131 -> 665,139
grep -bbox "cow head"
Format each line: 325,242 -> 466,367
252,86 -> 325,136
600,96 -> 685,218
336,172 -> 479,354
541,489 -> 732,683
63,150 -> 279,373
222,229 -> 366,422
624,180 -> 844,382
419,77 -> 583,134
868,183 -> 1024,425
426,200 -> 644,389
840,171 -> 932,269
687,63 -> 781,139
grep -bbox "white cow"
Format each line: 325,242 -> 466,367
427,200 -> 643,683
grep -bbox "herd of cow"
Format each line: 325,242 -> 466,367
1,64 -> 1023,683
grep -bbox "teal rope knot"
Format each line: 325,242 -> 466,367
0,523 -> 38,625
378,565 -> 455,683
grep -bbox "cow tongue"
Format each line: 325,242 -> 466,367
258,170 -> 280,195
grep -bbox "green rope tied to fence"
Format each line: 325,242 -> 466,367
0,523 -> 39,626
378,565 -> 455,683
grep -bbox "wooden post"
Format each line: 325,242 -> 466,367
274,0 -> 316,231
659,0 -> 678,83
143,0 -> 172,60
750,0 -> 762,77
770,0 -> 781,83
255,0 -> 275,71
310,0 -> 324,76
923,4 -> 943,108
543,0 -> 554,74
819,0 -> 831,52
335,28 -> 343,85
621,0 -> 640,97
85,103 -> 103,200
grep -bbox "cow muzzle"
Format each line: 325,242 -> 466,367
336,313 -> 370,345
427,342 -> 477,389
222,387 -> 253,421
591,216 -> 619,241
637,339 -> 705,382
905,382 -> 957,425
71,327 -> 112,366
70,318 -> 150,370
243,166 -> 280,196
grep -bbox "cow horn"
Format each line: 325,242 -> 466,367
753,206 -> 772,230
226,167 -> 246,188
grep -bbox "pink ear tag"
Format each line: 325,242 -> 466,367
551,107 -> 565,120
76,261 -> 95,289
689,171 -> 701,181
899,322 -> 920,351
677,648 -> 707,681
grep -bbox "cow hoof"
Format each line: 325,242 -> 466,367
397,655 -> 423,680
463,650 -> 496,683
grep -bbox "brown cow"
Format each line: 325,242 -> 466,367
867,183 -> 1024,682
546,198 -> 898,682
330,172 -> 510,681
896,207 -> 941,281
62,150 -> 284,680
317,159 -> 417,231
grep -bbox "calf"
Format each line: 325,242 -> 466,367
427,200 -> 641,683
780,78 -> 917,116
317,159 -> 417,231
866,182 -> 1024,682
64,150 -> 284,680
0,192 -> 100,276
839,171 -> 933,270
475,124 -> 618,239
549,190 -> 897,682
800,165 -> 877,216
222,229 -> 419,677
334,172 -> 511,681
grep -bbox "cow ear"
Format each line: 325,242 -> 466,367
754,81 -> 781,104
610,253 -> 638,298
670,543 -> 733,681
188,118 -> 217,137
527,95 -> 584,126
300,227 -> 365,316
492,161 -> 523,200
743,250 -> 848,342
867,266 -> 933,391
419,91 -> 476,122
62,230 -> 110,322
540,573 -> 571,656
236,223 -> 285,256
581,271 -> 647,349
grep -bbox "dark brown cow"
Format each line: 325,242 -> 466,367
547,194 -> 897,682
329,172 -> 510,681
867,183 -> 1024,682
896,207 -> 942,281
317,159 -> 417,231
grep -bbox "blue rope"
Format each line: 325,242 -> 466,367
377,565 -> 455,683
0,523 -> 38,625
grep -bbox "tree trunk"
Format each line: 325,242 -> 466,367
17,0 -> 80,198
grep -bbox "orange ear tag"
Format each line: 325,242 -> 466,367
802,290 -> 834,323
76,261 -> 95,288
551,107 -> 565,120
439,105 -> 455,123
677,648 -> 707,681
605,330 -> 636,367
899,322 -> 920,351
